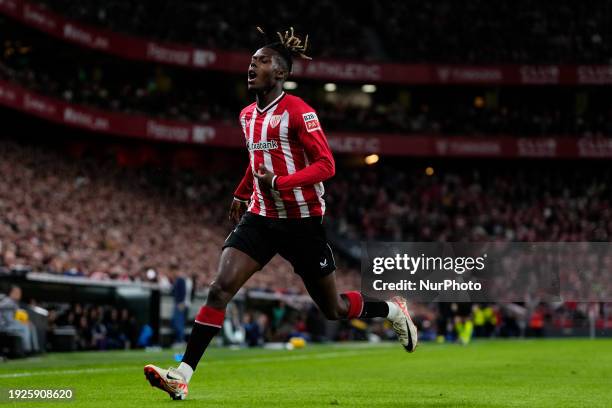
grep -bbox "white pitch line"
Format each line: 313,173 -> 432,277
0,367 -> 124,378
0,348 -> 390,379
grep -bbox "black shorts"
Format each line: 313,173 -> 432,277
223,212 -> 336,279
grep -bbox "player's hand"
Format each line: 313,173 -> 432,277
229,198 -> 247,224
254,164 -> 275,189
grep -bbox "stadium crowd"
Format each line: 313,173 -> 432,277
0,138 -> 358,293
46,303 -> 140,350
2,136 -> 612,292
2,18 -> 612,138
33,0 -> 612,64
326,160 -> 612,242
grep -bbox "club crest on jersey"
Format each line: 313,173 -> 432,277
302,112 -> 321,133
248,140 -> 279,151
269,115 -> 282,128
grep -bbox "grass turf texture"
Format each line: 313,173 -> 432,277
0,339 -> 611,407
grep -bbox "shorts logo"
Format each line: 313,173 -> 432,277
320,259 -> 328,268
248,140 -> 279,151
269,115 -> 281,128
302,112 -> 321,133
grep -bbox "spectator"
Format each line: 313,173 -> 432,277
105,308 -> 127,349
120,308 -> 138,348
77,315 -> 92,350
243,313 -> 262,347
0,285 -> 40,354
222,304 -> 245,346
171,271 -> 187,346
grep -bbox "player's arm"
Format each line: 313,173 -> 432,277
229,163 -> 252,224
234,163 -> 253,202
255,111 -> 335,190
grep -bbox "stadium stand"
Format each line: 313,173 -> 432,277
33,0 -> 612,63
2,17 -> 612,137
0,137 -> 358,293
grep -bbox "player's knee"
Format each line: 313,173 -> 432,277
206,281 -> 233,308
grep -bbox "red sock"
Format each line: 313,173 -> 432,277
182,306 -> 225,370
194,305 -> 225,328
342,291 -> 364,319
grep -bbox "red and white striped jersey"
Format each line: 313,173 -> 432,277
233,92 -> 335,218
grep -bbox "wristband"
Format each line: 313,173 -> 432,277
271,175 -> 278,190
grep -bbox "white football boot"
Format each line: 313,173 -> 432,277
388,296 -> 418,352
144,364 -> 188,400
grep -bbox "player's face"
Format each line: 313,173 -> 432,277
248,48 -> 282,91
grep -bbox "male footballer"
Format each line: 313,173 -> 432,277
144,27 -> 417,400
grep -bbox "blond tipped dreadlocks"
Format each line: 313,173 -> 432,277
256,26 -> 312,74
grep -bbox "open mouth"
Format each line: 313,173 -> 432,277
248,70 -> 257,83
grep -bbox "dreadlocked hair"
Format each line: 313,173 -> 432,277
256,26 -> 312,73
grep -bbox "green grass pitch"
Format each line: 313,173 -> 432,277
0,339 -> 611,407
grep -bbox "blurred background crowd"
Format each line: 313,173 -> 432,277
32,0 -> 612,63
2,137 -> 611,289
2,15 -> 612,137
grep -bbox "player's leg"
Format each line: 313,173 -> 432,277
300,270 -> 418,352
300,270 -> 381,320
298,269 -> 399,323
145,213 -> 277,399
145,247 -> 261,400
280,216 -> 417,352
179,247 -> 261,376
181,212 -> 276,377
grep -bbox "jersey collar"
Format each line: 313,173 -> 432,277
256,92 -> 286,113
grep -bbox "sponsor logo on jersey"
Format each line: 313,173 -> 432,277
269,115 -> 282,128
248,140 -> 279,151
302,112 -> 321,133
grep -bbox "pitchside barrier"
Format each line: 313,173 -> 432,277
0,269 -> 316,353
